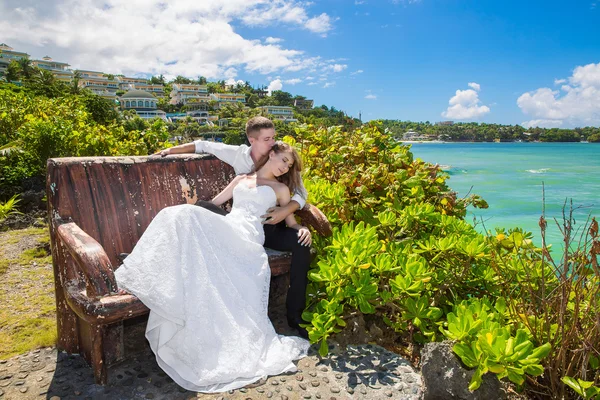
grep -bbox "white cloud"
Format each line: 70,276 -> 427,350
323,82 -> 335,88
468,82 -> 481,91
284,78 -> 302,85
225,78 -> 245,86
224,67 -> 238,79
355,0 -> 366,4
305,76 -> 315,80
305,13 -> 334,35
307,81 -> 318,86
0,0 -> 336,79
324,64 -> 347,73
365,94 -> 377,100
554,78 -> 567,85
521,119 -> 564,129
442,85 -> 491,119
267,79 -> 283,95
265,37 -> 283,44
242,4 -> 334,36
517,62 -> 600,127
350,69 -> 364,75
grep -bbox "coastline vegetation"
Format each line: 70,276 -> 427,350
382,120 -> 600,143
292,124 -> 599,398
1,64 -> 599,398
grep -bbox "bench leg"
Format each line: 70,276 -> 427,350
90,323 -> 108,385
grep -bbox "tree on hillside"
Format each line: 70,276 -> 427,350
270,90 -> 293,106
197,76 -> 207,85
5,60 -> 21,82
207,81 -> 223,94
150,74 -> 165,85
81,92 -> 120,125
17,57 -> 34,80
247,94 -> 259,108
70,70 -> 82,95
173,75 -> 192,84
28,69 -> 65,98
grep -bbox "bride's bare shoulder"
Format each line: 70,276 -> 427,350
271,182 -> 291,201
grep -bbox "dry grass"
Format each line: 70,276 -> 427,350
0,225 -> 56,359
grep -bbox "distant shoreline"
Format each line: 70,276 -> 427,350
399,140 -> 596,144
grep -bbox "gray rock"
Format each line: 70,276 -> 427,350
420,341 -> 507,400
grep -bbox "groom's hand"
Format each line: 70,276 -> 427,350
261,206 -> 288,225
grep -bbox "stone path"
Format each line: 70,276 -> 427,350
0,342 -> 423,400
0,277 -> 423,399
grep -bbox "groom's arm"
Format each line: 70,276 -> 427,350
262,176 -> 308,225
155,140 -> 250,174
154,142 -> 196,156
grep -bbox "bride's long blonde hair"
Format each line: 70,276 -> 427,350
254,141 -> 303,194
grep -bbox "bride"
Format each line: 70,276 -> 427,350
114,141 -> 311,392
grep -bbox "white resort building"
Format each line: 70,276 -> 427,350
258,106 -> 297,123
131,83 -> 165,97
116,76 -> 147,90
31,56 -> 73,82
0,43 -> 30,78
170,84 -> 210,109
78,70 -> 119,100
120,90 -> 166,120
209,93 -> 246,109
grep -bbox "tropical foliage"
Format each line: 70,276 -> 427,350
0,86 -> 169,190
0,194 -> 22,220
285,123 -> 599,399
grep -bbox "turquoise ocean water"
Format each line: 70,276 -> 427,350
408,142 -> 599,248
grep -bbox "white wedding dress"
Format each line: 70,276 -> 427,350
114,180 -> 309,392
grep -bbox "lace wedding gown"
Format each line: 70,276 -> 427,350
114,180 -> 309,392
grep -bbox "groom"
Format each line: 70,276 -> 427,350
155,116 -> 310,338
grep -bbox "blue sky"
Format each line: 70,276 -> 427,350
2,0 -> 599,127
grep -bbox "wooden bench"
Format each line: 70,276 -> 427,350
46,154 -> 332,385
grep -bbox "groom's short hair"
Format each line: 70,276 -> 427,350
246,116 -> 275,139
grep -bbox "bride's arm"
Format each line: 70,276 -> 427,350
211,175 -> 245,206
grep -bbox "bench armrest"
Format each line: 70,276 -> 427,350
56,222 -> 117,298
297,203 -> 332,237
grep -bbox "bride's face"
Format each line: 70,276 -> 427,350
268,150 -> 294,177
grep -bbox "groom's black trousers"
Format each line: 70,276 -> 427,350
195,200 -> 310,320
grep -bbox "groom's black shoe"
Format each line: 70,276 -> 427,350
287,316 -> 309,339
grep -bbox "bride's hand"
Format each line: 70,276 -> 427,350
297,226 -> 311,246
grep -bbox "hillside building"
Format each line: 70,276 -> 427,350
78,70 -> 119,100
31,56 -> 73,82
0,43 -> 30,78
258,106 -> 297,123
294,99 -> 314,110
170,84 -> 210,108
119,90 -> 166,120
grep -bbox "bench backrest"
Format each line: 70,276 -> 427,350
47,154 -> 235,269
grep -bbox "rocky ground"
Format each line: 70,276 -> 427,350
0,311 -> 424,400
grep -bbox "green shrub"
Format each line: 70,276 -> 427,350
0,194 -> 22,220
289,123 -> 598,398
0,87 -> 170,190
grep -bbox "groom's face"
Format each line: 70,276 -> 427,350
250,128 -> 276,157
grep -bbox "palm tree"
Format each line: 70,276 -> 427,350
71,70 -> 82,94
17,57 -> 33,80
34,69 -> 56,87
